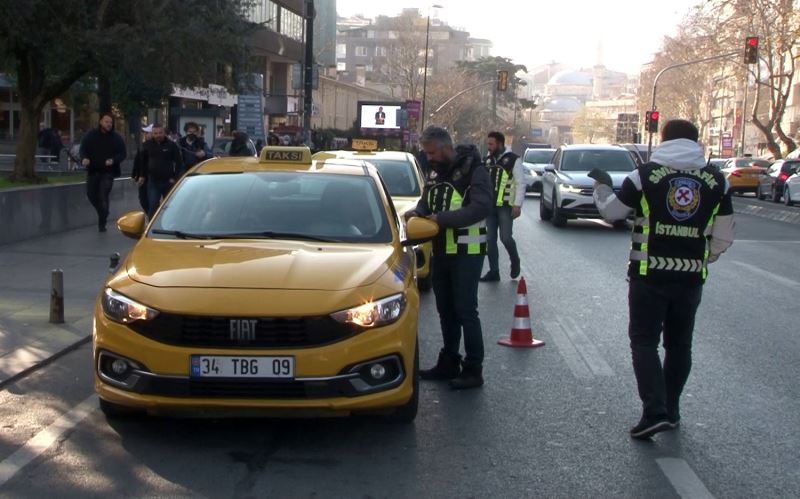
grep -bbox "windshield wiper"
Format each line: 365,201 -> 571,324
150,229 -> 215,240
211,231 -> 342,243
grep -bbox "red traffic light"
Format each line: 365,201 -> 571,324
650,111 -> 660,121
747,37 -> 758,47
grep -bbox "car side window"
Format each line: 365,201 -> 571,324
552,150 -> 561,170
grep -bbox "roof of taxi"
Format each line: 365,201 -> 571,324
192,146 -> 377,176
312,150 -> 414,162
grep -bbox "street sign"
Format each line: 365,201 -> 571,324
237,94 -> 265,142
722,136 -> 733,148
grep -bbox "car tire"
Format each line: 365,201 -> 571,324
384,342 -> 418,424
772,185 -> 782,203
756,185 -> 766,200
785,187 -> 794,206
539,194 -> 552,221
99,398 -> 141,420
417,273 -> 432,292
551,190 -> 567,227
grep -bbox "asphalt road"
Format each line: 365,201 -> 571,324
1,196 -> 798,498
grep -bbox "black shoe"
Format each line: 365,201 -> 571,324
630,416 -> 671,439
479,271 -> 500,282
667,414 -> 681,429
420,352 -> 461,381
98,225 -> 107,232
510,259 -> 521,279
449,364 -> 483,390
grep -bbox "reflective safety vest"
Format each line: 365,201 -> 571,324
486,151 -> 518,207
629,163 -> 726,284
427,182 -> 487,255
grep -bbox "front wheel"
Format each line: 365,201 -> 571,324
99,398 -> 141,420
551,190 -> 567,227
417,272 -> 432,292
771,185 -> 782,203
384,342 -> 419,423
539,194 -> 552,221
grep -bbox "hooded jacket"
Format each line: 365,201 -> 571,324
594,138 -> 735,273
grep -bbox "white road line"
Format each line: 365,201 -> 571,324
656,458 -> 715,499
543,320 -> 593,379
730,261 -> 800,290
0,394 -> 97,487
733,240 -> 800,243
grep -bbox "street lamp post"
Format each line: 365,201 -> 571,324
420,4 -> 442,133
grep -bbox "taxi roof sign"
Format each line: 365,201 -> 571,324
352,138 -> 379,152
259,146 -> 312,164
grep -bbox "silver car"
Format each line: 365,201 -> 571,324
521,148 -> 556,193
540,144 -> 637,227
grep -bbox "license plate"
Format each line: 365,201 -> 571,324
190,356 -> 295,379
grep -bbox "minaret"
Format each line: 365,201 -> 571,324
593,41 -> 606,99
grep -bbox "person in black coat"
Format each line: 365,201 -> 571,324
79,113 -> 127,231
131,124 -> 153,212
140,124 -> 184,218
229,130 -> 252,157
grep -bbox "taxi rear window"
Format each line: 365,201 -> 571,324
150,172 -> 392,243
365,159 -> 421,197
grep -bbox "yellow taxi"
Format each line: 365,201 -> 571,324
721,157 -> 771,195
93,146 -> 437,422
312,140 -> 432,291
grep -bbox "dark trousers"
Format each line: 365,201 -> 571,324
628,278 -> 703,419
431,254 -> 485,367
86,173 -> 114,227
137,182 -> 148,212
485,205 -> 519,273
147,179 -> 173,219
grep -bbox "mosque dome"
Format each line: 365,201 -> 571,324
547,70 -> 593,86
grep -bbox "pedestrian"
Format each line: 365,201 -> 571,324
79,113 -> 127,232
229,130 -> 252,157
267,133 -> 280,146
140,123 -> 184,219
593,119 -> 735,439
480,131 -> 525,282
405,126 -> 493,389
131,124 -> 153,212
178,121 -> 210,170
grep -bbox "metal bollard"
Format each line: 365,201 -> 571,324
109,252 -> 120,273
50,269 -> 64,324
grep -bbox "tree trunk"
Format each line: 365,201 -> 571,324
11,100 -> 47,183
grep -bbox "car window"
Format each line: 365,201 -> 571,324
150,172 -> 392,243
784,161 -> 800,174
365,159 -> 421,197
561,150 -> 636,172
523,150 -> 555,163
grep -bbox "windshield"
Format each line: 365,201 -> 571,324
149,172 -> 392,243
561,150 -> 637,172
523,150 -> 555,163
735,158 -> 770,168
366,159 -> 421,197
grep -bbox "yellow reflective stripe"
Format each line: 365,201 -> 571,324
702,202 -> 722,279
638,197 -> 651,275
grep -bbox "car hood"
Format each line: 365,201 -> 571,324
126,238 -> 394,291
522,162 -> 551,172
556,171 -> 631,188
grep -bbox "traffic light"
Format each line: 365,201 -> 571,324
497,70 -> 508,92
645,110 -> 659,133
744,36 -> 759,64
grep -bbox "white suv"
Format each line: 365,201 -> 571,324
521,148 -> 556,193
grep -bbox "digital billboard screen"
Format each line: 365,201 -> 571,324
358,102 -> 402,130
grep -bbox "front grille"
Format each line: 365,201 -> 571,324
133,375 -> 352,399
579,188 -> 593,196
128,314 -> 357,348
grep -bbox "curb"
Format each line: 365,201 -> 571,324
0,335 -> 91,390
732,199 -> 800,225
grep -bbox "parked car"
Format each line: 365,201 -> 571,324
540,144 -> 637,227
783,170 -> 800,206
708,158 -> 729,170
212,136 -> 257,157
311,149 -> 433,292
721,157 -> 771,195
520,147 -> 556,193
763,159 -> 800,202
94,145 -> 437,422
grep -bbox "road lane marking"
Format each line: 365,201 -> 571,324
0,394 -> 97,487
559,316 -> 614,377
730,261 -> 800,290
543,320 -> 593,379
732,240 -> 800,243
656,458 -> 715,499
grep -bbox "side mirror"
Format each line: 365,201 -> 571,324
402,216 -> 438,247
544,165 -> 556,173
117,211 -> 147,239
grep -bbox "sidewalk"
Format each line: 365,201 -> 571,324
0,225 -> 136,386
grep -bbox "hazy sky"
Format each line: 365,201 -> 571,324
336,0 -> 702,74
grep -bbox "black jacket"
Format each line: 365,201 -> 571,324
141,138 -> 184,181
79,127 -> 127,177
178,135 -> 209,169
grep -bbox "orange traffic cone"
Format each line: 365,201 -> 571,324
498,277 -> 545,348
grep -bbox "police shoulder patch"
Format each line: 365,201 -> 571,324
667,177 -> 701,221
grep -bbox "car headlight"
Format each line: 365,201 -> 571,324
560,183 -> 583,194
101,288 -> 159,324
331,293 -> 406,328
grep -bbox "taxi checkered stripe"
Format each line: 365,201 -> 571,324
648,256 -> 703,272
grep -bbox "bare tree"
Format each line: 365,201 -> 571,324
381,13 -> 427,100
571,107 -> 614,144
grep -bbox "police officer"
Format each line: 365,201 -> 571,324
593,119 -> 734,439
480,131 -> 525,282
406,127 -> 493,389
